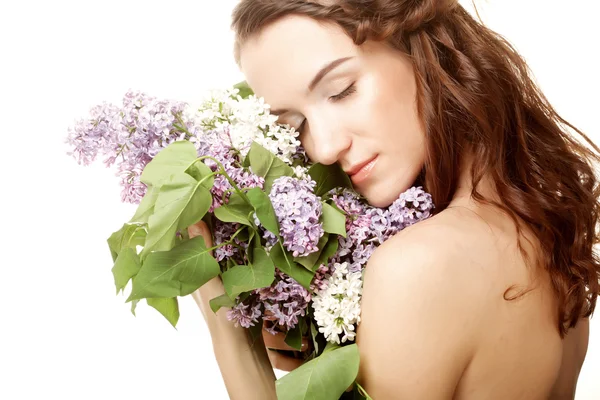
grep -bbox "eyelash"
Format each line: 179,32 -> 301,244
297,83 -> 357,133
330,83 -> 356,102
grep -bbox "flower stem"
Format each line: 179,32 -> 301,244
206,226 -> 246,254
355,382 -> 373,400
187,155 -> 252,206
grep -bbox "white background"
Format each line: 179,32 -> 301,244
1,0 -> 598,398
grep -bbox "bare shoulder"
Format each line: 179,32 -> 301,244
365,210 -> 495,300
356,212 -> 493,397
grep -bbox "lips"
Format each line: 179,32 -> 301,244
346,156 -> 378,185
346,156 -> 377,177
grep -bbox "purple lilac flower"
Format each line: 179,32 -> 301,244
66,90 -> 193,204
191,126 -> 237,170
227,296 -> 262,328
329,186 -> 434,273
388,186 -> 434,228
256,270 -> 312,332
66,102 -> 120,166
310,264 -> 331,293
267,176 -> 324,257
213,220 -> 247,265
210,166 -> 265,212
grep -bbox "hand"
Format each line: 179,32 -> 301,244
187,220 -> 278,399
187,221 -> 355,393
262,320 -> 310,372
188,220 -> 309,373
187,220 -> 228,324
262,325 -> 354,392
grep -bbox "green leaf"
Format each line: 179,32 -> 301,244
140,140 -> 198,187
248,321 -> 263,346
236,228 -> 250,242
269,242 -> 314,290
213,192 -> 254,226
186,161 -> 215,190
111,247 -> 141,295
129,185 -> 159,224
310,321 -> 320,356
209,293 -> 236,314
141,172 -> 211,258
128,235 -> 220,301
308,163 -> 353,197
242,153 -> 251,168
131,299 -> 140,316
234,80 -> 254,99
299,316 -> 309,337
107,223 -> 146,262
284,325 -> 303,351
294,234 -> 329,270
313,234 -> 339,272
248,141 -> 294,192
146,297 -> 180,328
246,187 -> 279,236
222,248 -> 275,299
322,202 -> 347,238
275,344 -> 360,400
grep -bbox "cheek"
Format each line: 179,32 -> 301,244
370,84 -> 422,151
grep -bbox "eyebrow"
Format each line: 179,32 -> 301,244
270,56 -> 354,116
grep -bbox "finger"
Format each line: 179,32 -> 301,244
263,329 -> 309,351
188,220 -> 213,248
266,350 -> 305,372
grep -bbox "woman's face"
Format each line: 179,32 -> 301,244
239,15 -> 426,207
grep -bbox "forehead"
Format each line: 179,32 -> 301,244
239,15 -> 358,103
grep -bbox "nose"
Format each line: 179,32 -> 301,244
305,116 -> 352,165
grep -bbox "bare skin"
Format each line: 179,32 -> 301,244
196,13 -> 592,398
354,173 -> 589,398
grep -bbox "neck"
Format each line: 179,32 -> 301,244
449,150 -> 500,209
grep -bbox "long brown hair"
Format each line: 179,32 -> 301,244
231,0 -> 600,336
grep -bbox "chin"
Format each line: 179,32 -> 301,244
361,187 -> 404,208
361,174 -> 421,208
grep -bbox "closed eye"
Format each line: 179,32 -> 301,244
295,83 -> 356,134
330,83 -> 356,102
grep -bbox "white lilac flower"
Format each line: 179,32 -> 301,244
292,165 -> 309,180
193,89 -> 301,165
312,262 -> 363,344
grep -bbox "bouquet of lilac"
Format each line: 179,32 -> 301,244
66,83 -> 433,400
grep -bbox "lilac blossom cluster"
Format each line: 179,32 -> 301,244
226,265 -> 330,331
330,186 -> 434,274
66,91 -> 194,203
226,269 -> 313,332
69,89 -> 436,349
225,187 -> 434,333
263,176 -> 325,257
66,88 -> 302,204
212,220 -> 248,265
195,127 -> 266,212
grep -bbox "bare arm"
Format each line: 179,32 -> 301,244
549,317 -> 590,400
189,222 -> 277,400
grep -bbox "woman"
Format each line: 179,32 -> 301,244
189,1 -> 600,398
